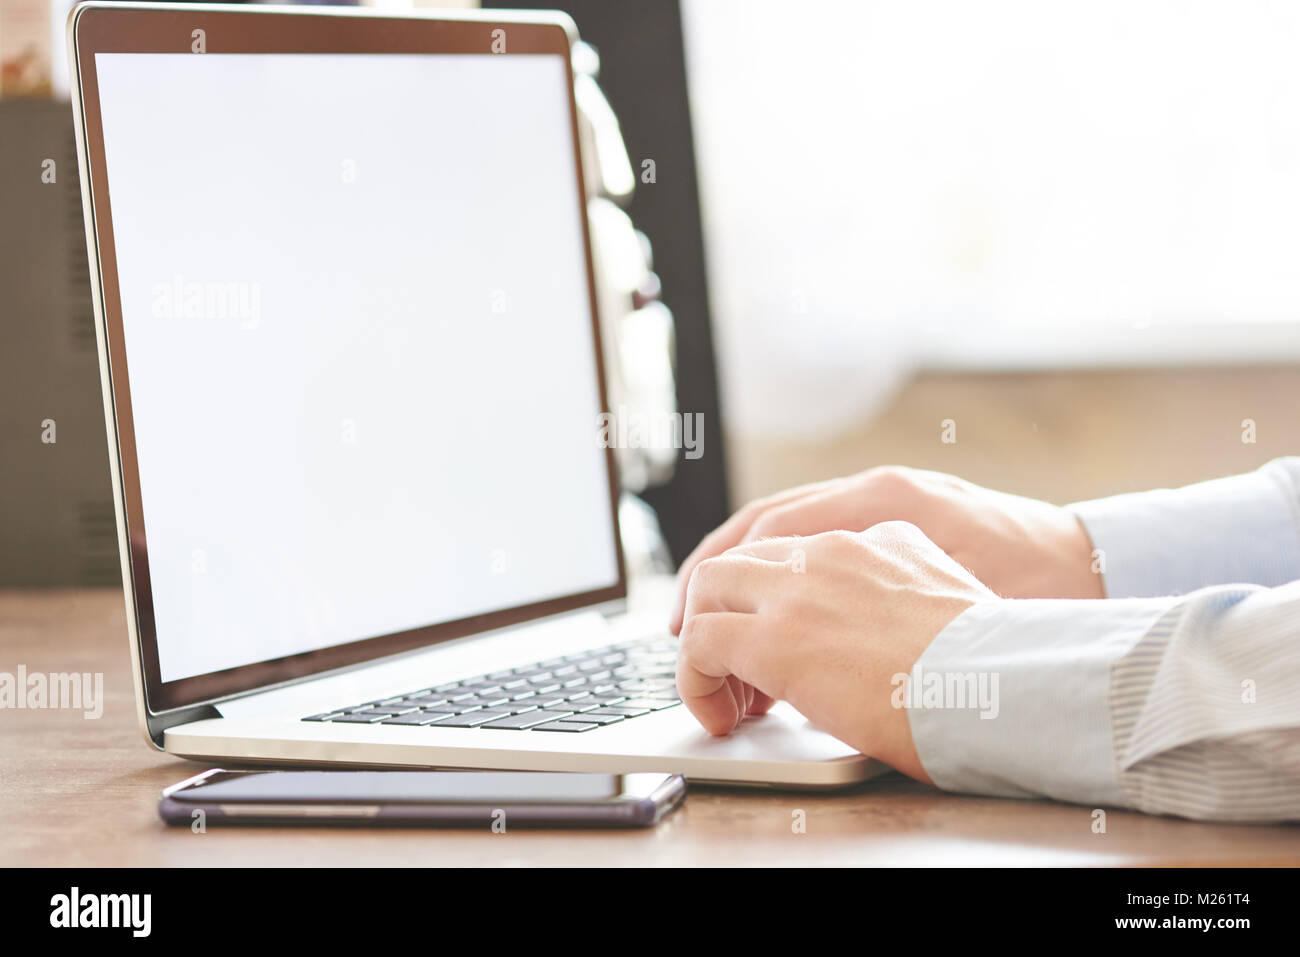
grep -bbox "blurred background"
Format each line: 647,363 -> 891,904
2,0 -> 1298,586
684,0 -> 1300,507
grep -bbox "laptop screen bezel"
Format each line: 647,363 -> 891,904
72,5 -> 628,715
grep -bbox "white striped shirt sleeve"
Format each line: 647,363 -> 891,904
907,458 -> 1300,822
1109,581 -> 1300,821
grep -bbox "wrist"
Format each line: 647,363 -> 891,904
1043,510 -> 1105,599
879,591 -> 994,783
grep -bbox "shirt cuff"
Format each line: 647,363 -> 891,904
1069,460 -> 1300,599
906,597 -> 1175,806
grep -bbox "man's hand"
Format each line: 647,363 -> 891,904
674,522 -> 998,781
670,465 -> 1101,634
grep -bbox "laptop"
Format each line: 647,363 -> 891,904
68,2 -> 879,787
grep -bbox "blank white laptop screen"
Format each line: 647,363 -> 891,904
93,52 -> 619,683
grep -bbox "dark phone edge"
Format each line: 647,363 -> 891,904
158,774 -> 686,830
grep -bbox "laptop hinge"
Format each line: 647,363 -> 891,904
145,702 -> 222,750
595,597 -> 629,619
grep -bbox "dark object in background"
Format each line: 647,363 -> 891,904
487,0 -> 731,565
0,99 -> 119,587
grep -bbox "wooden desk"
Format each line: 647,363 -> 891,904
2,589 -> 1297,867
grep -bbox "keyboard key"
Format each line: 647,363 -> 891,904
531,694 -> 570,709
355,706 -> 418,716
620,698 -> 682,711
382,712 -> 447,726
626,670 -> 676,686
480,710 -> 575,729
405,695 -> 449,706
582,695 -> 628,706
427,710 -> 510,727
302,712 -> 347,722
423,702 -> 480,714
585,706 -> 651,718
433,682 -> 461,692
562,712 -> 624,725
565,700 -> 601,713
530,682 -> 562,694
333,713 -> 390,723
464,694 -> 511,709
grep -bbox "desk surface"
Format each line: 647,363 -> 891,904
2,589 -> 1297,867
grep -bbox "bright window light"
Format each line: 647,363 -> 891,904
684,0 -> 1300,436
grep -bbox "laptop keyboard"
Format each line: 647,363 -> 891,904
303,635 -> 681,733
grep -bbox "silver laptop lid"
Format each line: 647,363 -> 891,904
69,3 -> 624,728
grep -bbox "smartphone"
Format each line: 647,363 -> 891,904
159,768 -> 686,828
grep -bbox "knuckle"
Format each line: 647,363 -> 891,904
863,464 -> 917,497
736,495 -> 778,528
677,616 -> 720,672
813,528 -> 860,555
750,504 -> 797,540
880,518 -> 920,534
890,519 -> 926,537
695,525 -> 731,556
677,613 -> 707,649
688,555 -> 725,593
868,519 -> 927,547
